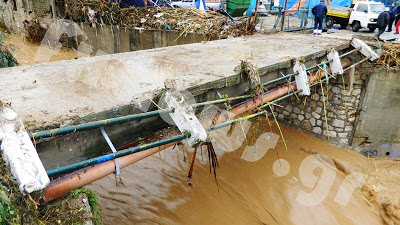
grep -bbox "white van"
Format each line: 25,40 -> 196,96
349,1 -> 385,32
171,0 -> 221,11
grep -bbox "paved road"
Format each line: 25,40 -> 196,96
326,25 -> 400,42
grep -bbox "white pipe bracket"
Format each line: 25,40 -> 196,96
0,102 -> 50,194
293,60 -> 311,96
328,49 -> 343,75
351,38 -> 380,61
164,91 -> 207,147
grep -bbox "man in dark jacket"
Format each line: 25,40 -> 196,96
388,3 -> 397,32
312,0 -> 327,35
376,9 -> 390,40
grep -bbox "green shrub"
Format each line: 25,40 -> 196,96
0,32 -> 18,68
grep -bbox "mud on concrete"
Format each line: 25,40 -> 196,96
0,33 -> 350,132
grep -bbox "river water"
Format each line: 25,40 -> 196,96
87,118 -> 400,225
3,34 -> 79,66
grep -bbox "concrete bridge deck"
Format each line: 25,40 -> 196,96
0,33 -> 350,131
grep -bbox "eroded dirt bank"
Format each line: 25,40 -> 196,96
87,119 -> 400,225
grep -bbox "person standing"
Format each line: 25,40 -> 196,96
388,3 -> 397,32
312,0 -> 327,35
376,8 -> 390,40
395,5 -> 400,34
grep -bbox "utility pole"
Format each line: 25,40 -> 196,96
252,0 -> 260,31
280,0 -> 288,31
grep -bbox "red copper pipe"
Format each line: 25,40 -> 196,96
41,59 -> 352,203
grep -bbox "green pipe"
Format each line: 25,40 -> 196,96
31,109 -> 174,140
31,95 -> 253,140
47,89 -> 302,177
261,60 -> 333,87
207,111 -> 267,131
46,133 -> 190,177
192,94 -> 252,108
262,74 -> 294,87
210,87 -> 305,130
259,89 -> 303,110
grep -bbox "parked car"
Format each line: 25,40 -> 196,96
171,0 -> 221,11
325,1 -> 385,32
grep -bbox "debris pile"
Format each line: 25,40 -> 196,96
24,20 -> 78,49
64,0 -> 253,40
377,42 -> 400,68
24,20 -> 47,44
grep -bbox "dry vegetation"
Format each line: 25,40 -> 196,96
377,42 -> 400,69
64,0 -> 254,40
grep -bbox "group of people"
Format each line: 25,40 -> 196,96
311,0 -> 400,39
376,3 -> 400,39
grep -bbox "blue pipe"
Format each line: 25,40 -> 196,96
46,133 -> 190,177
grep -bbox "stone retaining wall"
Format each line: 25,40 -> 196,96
273,76 -> 366,147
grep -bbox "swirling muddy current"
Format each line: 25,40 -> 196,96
87,119 -> 400,225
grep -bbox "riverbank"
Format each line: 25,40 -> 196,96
0,152 -> 101,224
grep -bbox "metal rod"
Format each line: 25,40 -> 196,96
192,94 -> 252,108
343,57 -> 370,72
339,47 -> 360,58
100,127 -> 120,176
46,133 -> 190,177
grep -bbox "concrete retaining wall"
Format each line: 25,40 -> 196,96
76,23 -> 207,55
353,69 -> 400,158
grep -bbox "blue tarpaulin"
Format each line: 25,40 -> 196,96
276,0 -> 352,9
273,0 -> 352,18
195,0 -> 207,11
246,0 -> 257,15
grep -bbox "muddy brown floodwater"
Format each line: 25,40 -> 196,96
3,34 -> 79,65
87,118 -> 400,225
